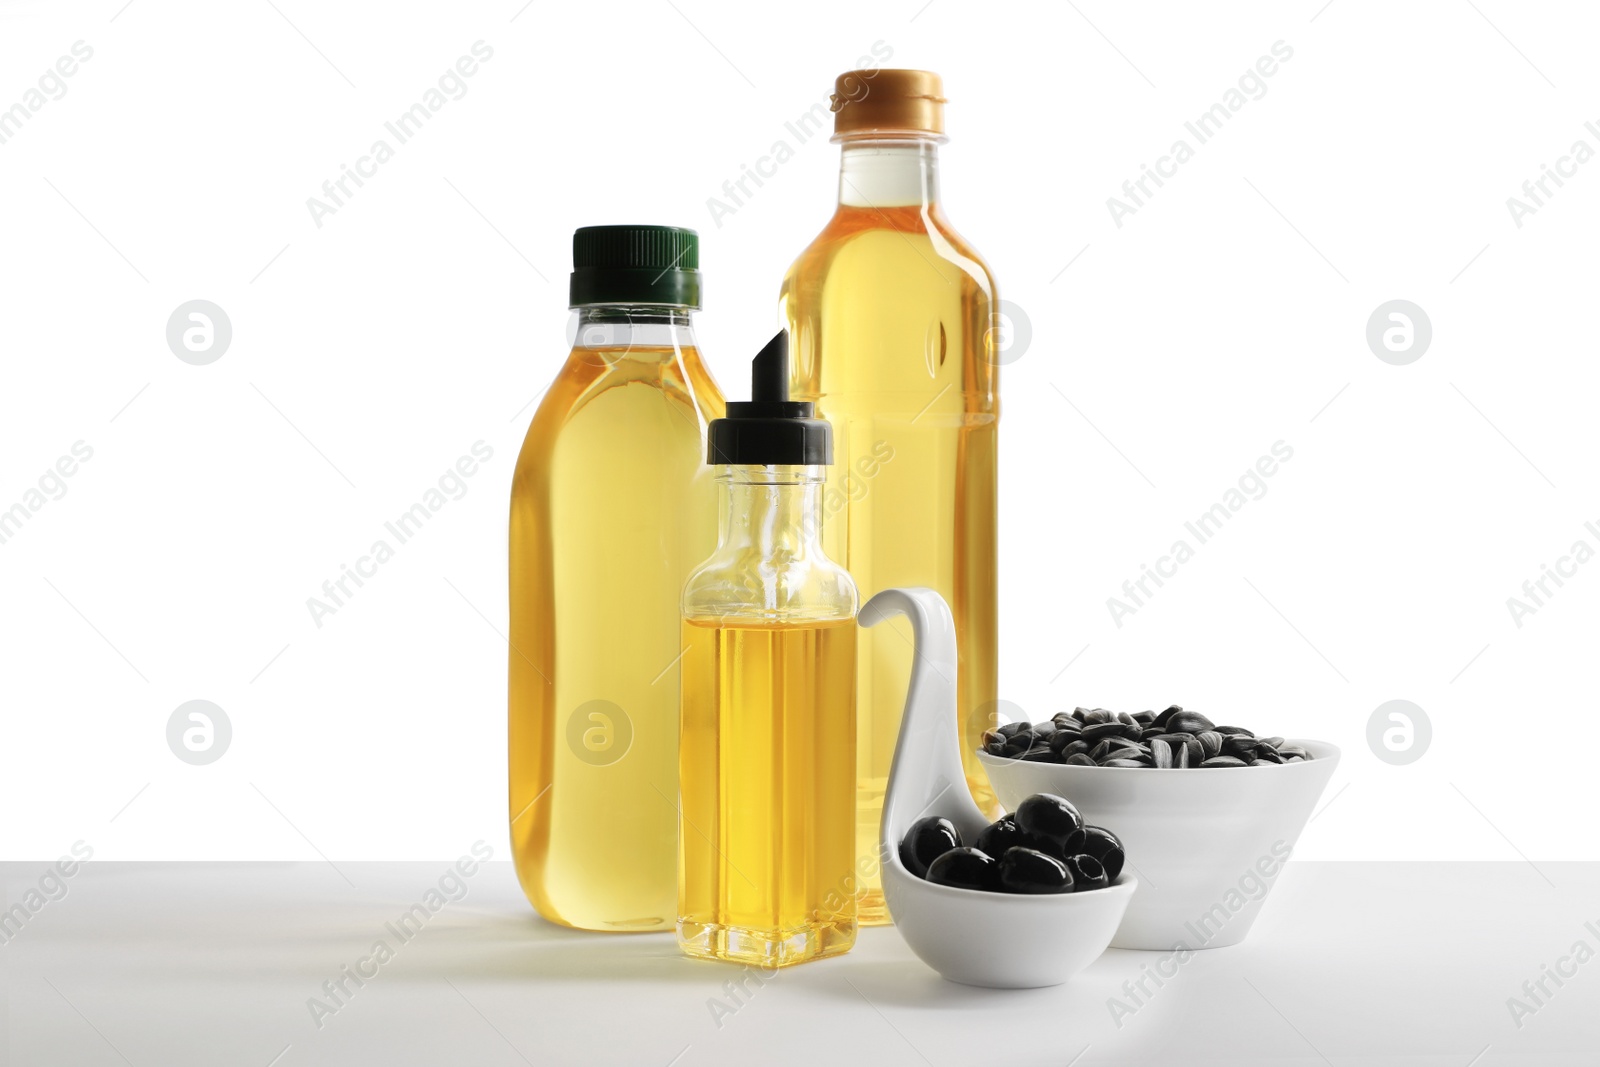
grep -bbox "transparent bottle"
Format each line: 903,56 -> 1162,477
509,225 -> 724,931
780,70 -> 1000,925
679,332 -> 860,967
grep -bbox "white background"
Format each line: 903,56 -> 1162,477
2,0 -> 1595,864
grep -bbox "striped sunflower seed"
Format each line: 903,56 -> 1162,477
1221,734 -> 1261,759
1166,710 -> 1216,734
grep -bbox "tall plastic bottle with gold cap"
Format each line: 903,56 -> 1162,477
509,225 -> 724,931
780,70 -> 999,925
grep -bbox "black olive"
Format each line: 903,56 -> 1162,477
972,812 -> 1036,857
1063,824 -> 1125,881
998,847 -> 1073,894
898,816 -> 962,878
925,847 -> 999,891
1014,793 -> 1084,847
1063,853 -> 1109,892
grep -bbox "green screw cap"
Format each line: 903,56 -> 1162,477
569,225 -> 701,309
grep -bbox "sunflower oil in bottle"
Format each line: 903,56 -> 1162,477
780,70 -> 1000,925
509,225 -> 723,931
679,331 -> 860,967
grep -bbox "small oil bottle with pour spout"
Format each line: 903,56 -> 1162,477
678,330 -> 859,967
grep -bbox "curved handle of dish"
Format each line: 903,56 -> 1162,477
861,587 -> 987,852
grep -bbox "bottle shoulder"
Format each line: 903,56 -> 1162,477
783,204 -> 995,293
515,347 -> 723,459
681,549 -> 858,623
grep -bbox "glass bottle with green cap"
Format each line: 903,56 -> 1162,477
509,224 -> 725,931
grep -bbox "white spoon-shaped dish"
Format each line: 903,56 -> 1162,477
867,587 -> 1136,989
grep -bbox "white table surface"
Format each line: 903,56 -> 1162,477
2,861 -> 1595,1066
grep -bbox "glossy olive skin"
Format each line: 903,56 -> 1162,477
899,816 -> 962,878
925,847 -> 1000,892
1063,825 -> 1126,881
998,847 -> 1074,894
1063,853 -> 1109,892
976,814 -> 1056,860
1014,793 -> 1084,848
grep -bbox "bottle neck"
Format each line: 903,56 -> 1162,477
572,305 -> 696,353
716,466 -> 827,560
838,139 -> 941,209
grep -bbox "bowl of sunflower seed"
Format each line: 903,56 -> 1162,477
975,705 -> 1338,950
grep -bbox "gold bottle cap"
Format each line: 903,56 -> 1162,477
830,69 -> 947,142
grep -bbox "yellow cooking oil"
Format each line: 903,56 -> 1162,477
782,189 -> 1000,926
509,336 -> 722,931
678,615 -> 858,966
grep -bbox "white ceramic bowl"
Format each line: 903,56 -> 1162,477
979,740 -> 1338,950
866,588 -> 1135,988
881,845 -> 1137,989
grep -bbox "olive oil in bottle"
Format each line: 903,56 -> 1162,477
509,225 -> 723,931
679,331 -> 859,967
780,70 -> 1000,925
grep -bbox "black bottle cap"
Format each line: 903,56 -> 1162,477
569,225 -> 700,309
707,332 -> 832,466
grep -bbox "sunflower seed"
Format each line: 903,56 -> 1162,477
1221,734 -> 1261,759
1151,737 -> 1173,768
1166,710 -> 1215,734
1082,721 -> 1129,741
1214,725 -> 1255,737
1103,758 -> 1146,768
1064,753 -> 1096,766
1201,755 -> 1248,768
1197,731 -> 1224,758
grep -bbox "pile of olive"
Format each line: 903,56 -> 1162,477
899,793 -> 1124,895
982,705 -> 1315,768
